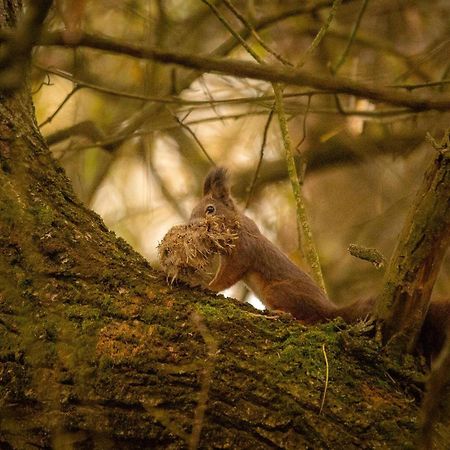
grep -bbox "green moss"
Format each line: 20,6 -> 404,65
29,203 -> 55,228
0,196 -> 19,229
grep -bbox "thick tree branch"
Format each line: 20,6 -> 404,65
38,31 -> 450,111
376,131 -> 450,355
0,0 -> 52,91
44,120 -> 106,147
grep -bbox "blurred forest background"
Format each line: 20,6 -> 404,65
33,0 -> 450,306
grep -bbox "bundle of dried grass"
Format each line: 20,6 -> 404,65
158,215 -> 240,287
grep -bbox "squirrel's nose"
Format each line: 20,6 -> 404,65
188,206 -> 203,224
188,212 -> 203,225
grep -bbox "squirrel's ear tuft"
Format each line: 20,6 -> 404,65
203,166 -> 233,205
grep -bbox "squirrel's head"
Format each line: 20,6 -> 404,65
190,166 -> 237,223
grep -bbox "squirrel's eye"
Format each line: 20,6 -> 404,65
205,204 -> 215,214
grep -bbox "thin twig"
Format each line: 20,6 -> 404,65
273,84 -> 326,290
439,63 -> 450,92
199,75 -> 225,125
286,105 -> 411,118
331,0 -> 370,74
394,37 -> 450,83
39,85 -> 80,128
295,95 -> 312,186
59,103 -> 416,153
202,0 -> 262,64
142,138 -> 189,221
319,344 -> 329,414
333,93 -> 348,115
173,113 -> 216,166
297,0 -> 343,68
32,72 -> 52,94
221,0 -> 293,66
245,107 -> 275,208
269,22 -> 430,82
389,79 -> 450,90
295,95 -> 312,152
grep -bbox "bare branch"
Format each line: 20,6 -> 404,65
39,85 -> 80,128
331,0 -> 370,74
36,65 -> 334,107
297,0 -> 343,68
45,120 -> 106,146
39,31 -> 450,111
245,108 -> 274,209
221,0 -> 293,66
389,79 -> 450,90
172,113 -> 216,167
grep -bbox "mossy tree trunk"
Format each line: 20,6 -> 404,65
0,2 -> 449,449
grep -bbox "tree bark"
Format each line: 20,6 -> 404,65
0,3 -> 449,449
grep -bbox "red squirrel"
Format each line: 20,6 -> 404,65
190,167 -> 449,357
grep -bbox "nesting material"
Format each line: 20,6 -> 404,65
158,215 -> 240,287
